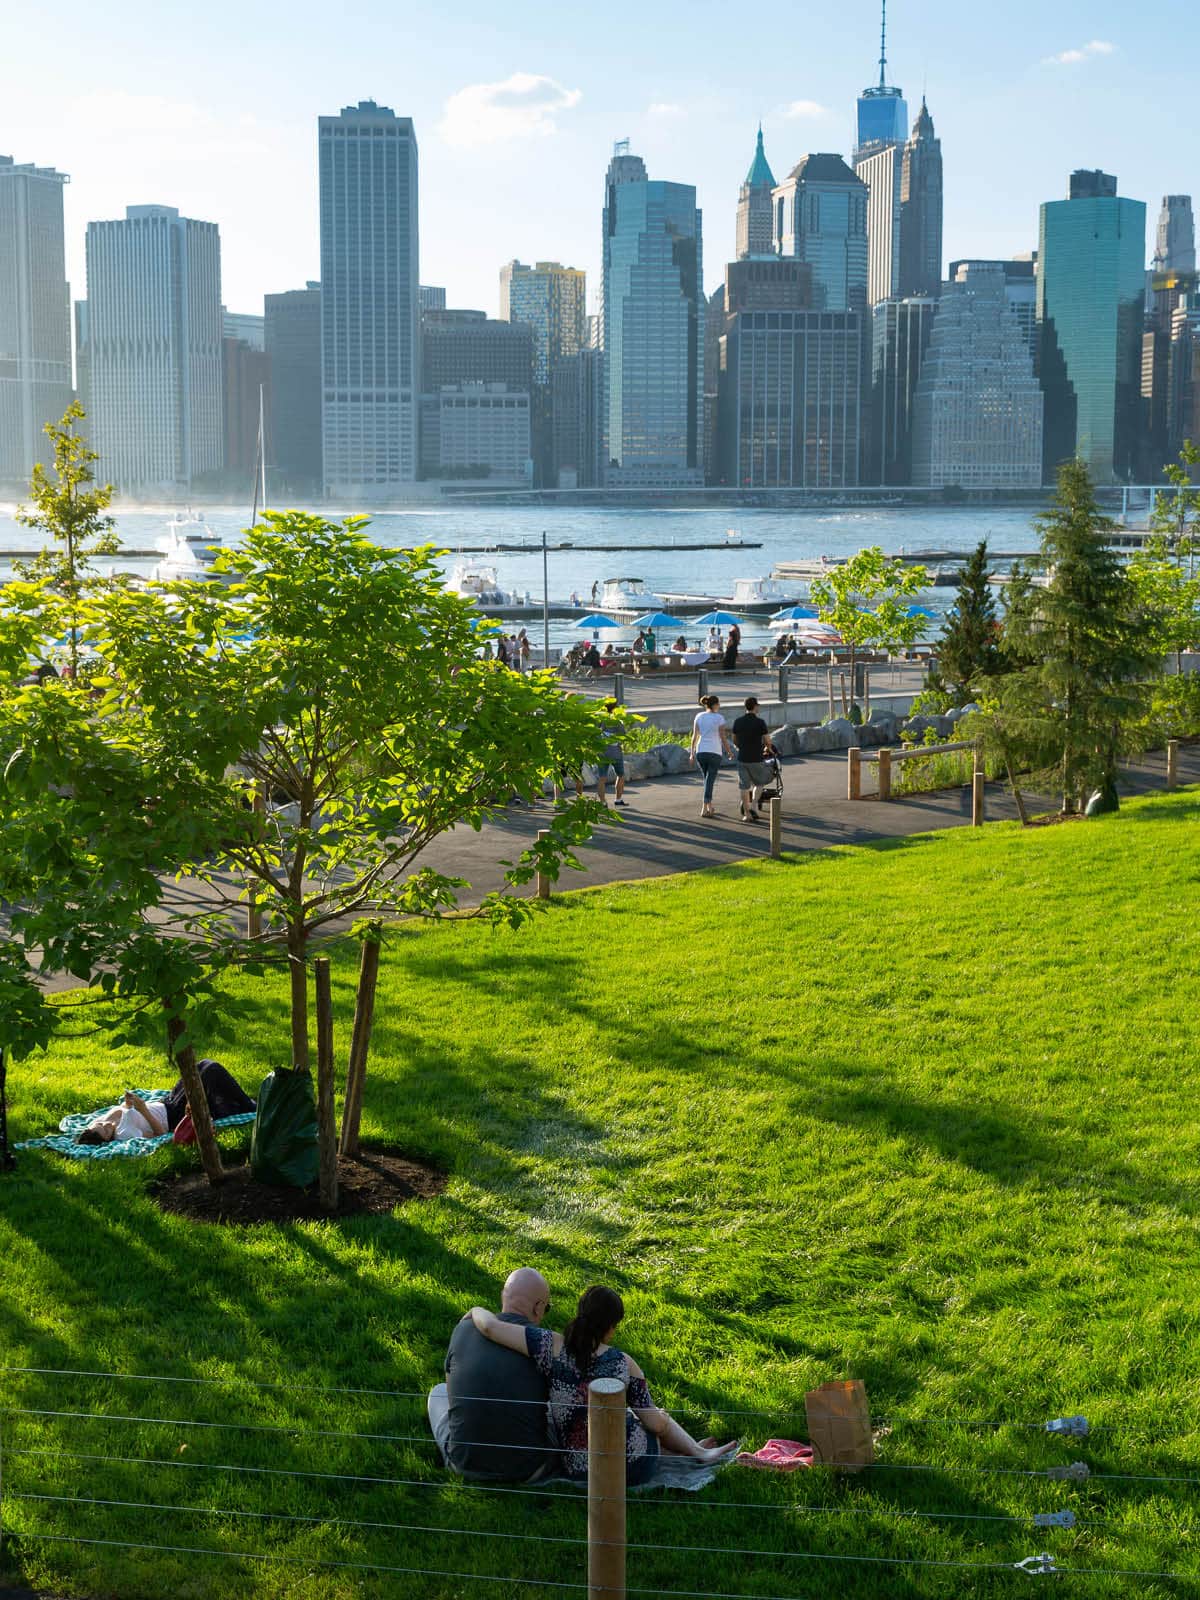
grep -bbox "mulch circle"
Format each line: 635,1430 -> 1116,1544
150,1147 -> 446,1226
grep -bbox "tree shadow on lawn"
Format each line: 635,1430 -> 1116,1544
792,1062 -> 1199,1219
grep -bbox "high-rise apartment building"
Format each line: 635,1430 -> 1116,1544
950,257 -> 1037,362
736,128 -> 777,260
265,282 -> 322,496
0,156 -> 73,487
772,154 -> 868,313
1038,170 -> 1146,482
856,142 -> 904,306
898,100 -> 943,299
870,296 -> 936,484
86,204 -> 223,494
911,263 -> 1043,489
419,285 -> 447,312
1152,196 -> 1195,274
601,142 -> 704,487
319,100 -> 419,497
854,2 -> 908,162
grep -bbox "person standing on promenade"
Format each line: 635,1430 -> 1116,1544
689,694 -> 733,818
596,699 -> 627,807
722,624 -> 741,672
730,696 -> 775,823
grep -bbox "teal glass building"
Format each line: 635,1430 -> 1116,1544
601,143 -> 703,487
1038,171 -> 1146,483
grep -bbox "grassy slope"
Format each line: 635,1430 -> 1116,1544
3,794 -> 1200,1599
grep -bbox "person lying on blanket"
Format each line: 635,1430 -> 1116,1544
75,1060 -> 255,1145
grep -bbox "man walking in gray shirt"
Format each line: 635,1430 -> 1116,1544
428,1267 -> 553,1481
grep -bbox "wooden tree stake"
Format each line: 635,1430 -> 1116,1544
314,957 -> 338,1211
339,937 -> 380,1158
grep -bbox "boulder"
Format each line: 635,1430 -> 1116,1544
654,742 -> 691,775
901,714 -> 940,740
769,723 -> 801,758
822,717 -> 859,748
626,750 -> 664,782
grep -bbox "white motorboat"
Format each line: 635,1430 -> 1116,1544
447,560 -> 520,607
658,575 -> 804,613
599,576 -> 661,616
154,513 -> 226,583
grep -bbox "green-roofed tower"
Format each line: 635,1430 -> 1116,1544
736,126 -> 778,259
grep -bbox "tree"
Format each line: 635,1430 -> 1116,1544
927,541 -> 1001,699
78,511 -> 620,1202
16,403 -> 118,678
808,547 -> 932,718
971,459 -> 1158,815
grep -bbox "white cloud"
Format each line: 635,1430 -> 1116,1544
647,101 -> 685,118
437,73 -> 582,149
1042,39 -> 1116,66
782,99 -> 829,120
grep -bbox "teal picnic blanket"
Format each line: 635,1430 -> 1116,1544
15,1089 -> 257,1161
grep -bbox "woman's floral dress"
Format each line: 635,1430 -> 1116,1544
524,1327 -> 660,1481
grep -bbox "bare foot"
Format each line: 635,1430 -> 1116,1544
701,1440 -> 741,1464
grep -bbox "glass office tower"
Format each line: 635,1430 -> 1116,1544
601,142 -> 703,487
1038,171 -> 1146,483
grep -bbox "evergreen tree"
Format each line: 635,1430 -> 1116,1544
932,540 -> 1000,697
981,459 -> 1158,814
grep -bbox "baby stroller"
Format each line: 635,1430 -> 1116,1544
757,753 -> 784,804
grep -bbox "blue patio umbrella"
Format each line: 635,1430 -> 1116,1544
905,605 -> 938,619
693,609 -> 745,627
633,611 -> 685,632
770,604 -> 820,622
573,612 -> 622,629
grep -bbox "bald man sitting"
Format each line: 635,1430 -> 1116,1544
427,1267 -> 554,1481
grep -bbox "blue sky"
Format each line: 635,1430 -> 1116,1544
6,0 -> 1195,317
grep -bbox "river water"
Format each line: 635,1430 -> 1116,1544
0,503 -> 1042,652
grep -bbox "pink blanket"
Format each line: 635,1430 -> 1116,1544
737,1439 -> 814,1471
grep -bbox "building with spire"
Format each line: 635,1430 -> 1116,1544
736,128 -> 777,260
1152,196 -> 1195,274
854,0 -> 908,163
899,98 -> 943,298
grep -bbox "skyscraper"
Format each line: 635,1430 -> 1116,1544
1152,196 -> 1195,274
265,283 -> 322,497
318,101 -> 419,497
422,311 -> 533,393
854,1 -> 908,162
499,260 -> 586,485
856,142 -> 904,306
898,100 -> 943,299
736,128 -> 777,260
1038,170 -> 1146,482
911,263 -> 1043,489
772,154 -> 868,313
601,141 -> 704,487
870,295 -> 936,484
950,257 -> 1037,363
0,155 -> 73,487
86,204 -> 222,494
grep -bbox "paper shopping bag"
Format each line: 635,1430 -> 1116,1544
804,1379 -> 873,1472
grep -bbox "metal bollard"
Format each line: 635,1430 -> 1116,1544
697,668 -> 709,700
769,795 -> 782,858
777,666 -> 789,703
612,672 -> 625,706
588,1378 -> 627,1598
535,829 -> 551,900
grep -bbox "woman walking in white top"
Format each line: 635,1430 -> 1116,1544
689,694 -> 734,818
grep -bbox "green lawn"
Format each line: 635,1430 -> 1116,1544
3,793 -> 1200,1599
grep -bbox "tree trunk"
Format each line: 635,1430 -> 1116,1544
164,999 -> 224,1184
1005,760 -> 1030,827
288,927 -> 310,1068
314,957 -> 338,1211
339,937 -> 381,1158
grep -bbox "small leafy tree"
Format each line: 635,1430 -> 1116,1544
79,512 -> 621,1202
808,546 -> 931,718
16,403 -> 118,678
968,460 -> 1158,815
927,541 -> 1001,700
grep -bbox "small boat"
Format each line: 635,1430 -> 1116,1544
658,576 -> 803,614
447,560 -> 520,607
154,512 -> 225,583
599,576 -> 661,616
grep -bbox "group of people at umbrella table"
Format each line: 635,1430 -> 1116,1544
573,609 -> 744,674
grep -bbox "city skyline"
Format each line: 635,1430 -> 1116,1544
4,0 -> 1193,316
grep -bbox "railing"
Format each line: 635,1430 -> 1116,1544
848,741 -> 985,824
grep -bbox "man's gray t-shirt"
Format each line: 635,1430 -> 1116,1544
445,1313 -> 550,1480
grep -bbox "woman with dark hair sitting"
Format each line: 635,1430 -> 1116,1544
470,1285 -> 738,1483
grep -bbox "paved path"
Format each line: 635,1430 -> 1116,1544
27,743 -> 1199,994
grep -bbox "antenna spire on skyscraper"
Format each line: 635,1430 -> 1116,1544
879,0 -> 889,88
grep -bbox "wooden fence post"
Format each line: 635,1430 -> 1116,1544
878,747 -> 893,802
536,829 -> 551,900
588,1378 -> 627,1600
827,668 -> 836,722
847,747 -> 862,801
972,771 -> 985,828
314,957 -> 338,1211
769,795 -> 782,858
1167,738 -> 1180,790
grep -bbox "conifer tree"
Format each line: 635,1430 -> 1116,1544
931,540 -> 1000,698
